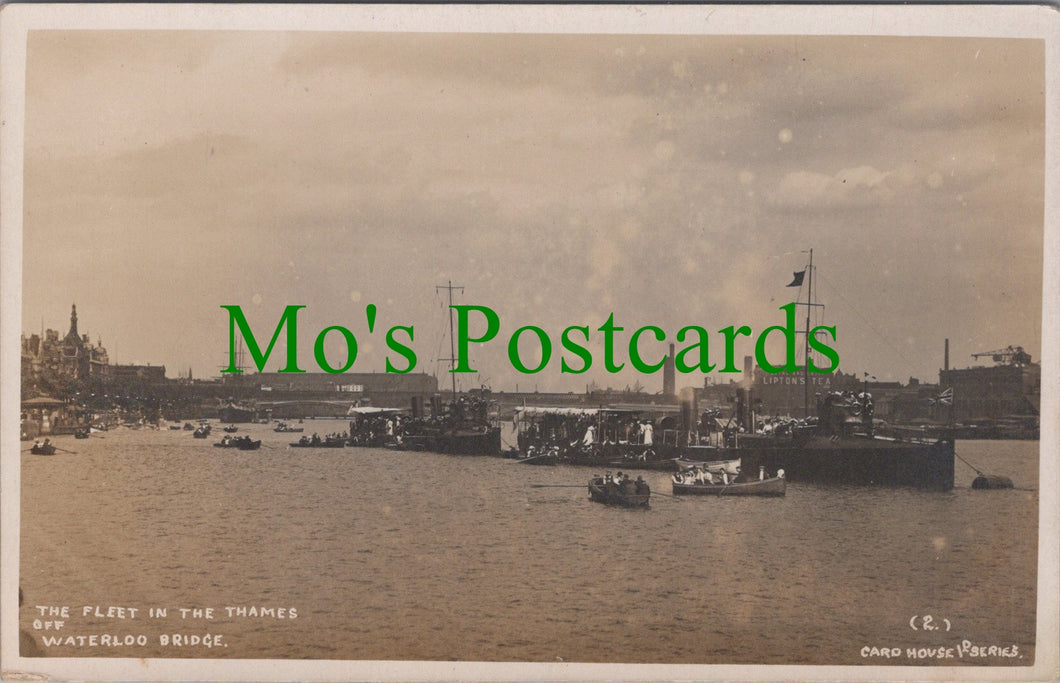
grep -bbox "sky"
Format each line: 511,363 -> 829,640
19,30 -> 1045,393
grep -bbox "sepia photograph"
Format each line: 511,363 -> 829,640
2,4 -> 1057,681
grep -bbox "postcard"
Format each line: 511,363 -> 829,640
2,4 -> 1057,681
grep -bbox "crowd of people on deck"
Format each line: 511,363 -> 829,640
346,395 -> 495,447
581,417 -> 655,446
518,413 -> 663,463
518,407 -> 757,460
817,390 -> 876,437
275,396 -> 499,448
295,431 -> 348,447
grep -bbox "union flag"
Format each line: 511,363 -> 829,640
929,388 -> 953,405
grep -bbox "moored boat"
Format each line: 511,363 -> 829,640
587,474 -> 650,508
387,393 -> 501,456
395,283 -> 501,457
512,406 -> 721,470
735,396 -> 954,491
720,252 -> 955,491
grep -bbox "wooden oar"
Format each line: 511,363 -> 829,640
515,454 -> 555,464
26,445 -> 77,454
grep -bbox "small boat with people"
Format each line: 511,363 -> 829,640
192,424 -> 212,439
214,435 -> 262,450
274,422 -> 304,433
588,471 -> 651,508
30,439 -> 57,455
74,428 -> 90,439
672,464 -> 786,497
223,425 -> 239,433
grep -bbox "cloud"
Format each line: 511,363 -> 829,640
20,31 -> 1045,389
771,165 -> 896,210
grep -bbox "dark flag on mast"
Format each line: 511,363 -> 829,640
786,270 -> 806,287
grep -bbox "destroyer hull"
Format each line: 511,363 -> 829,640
399,428 -> 502,456
736,436 -> 954,491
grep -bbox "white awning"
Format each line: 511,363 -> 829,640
514,407 -> 600,417
346,406 -> 405,416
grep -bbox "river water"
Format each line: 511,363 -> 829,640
18,421 -> 1039,666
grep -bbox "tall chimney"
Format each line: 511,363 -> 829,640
944,338 -> 949,372
663,343 -> 676,397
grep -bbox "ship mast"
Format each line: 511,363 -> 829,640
804,248 -> 813,418
219,336 -> 248,379
436,280 -> 464,398
790,248 -> 822,419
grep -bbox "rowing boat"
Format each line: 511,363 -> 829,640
671,472 -> 786,497
588,476 -> 650,508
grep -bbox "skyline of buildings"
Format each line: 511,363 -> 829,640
21,302 -> 1041,425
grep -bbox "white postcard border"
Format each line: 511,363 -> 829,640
1,4 -> 1056,681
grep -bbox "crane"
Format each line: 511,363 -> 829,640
971,345 -> 1032,366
